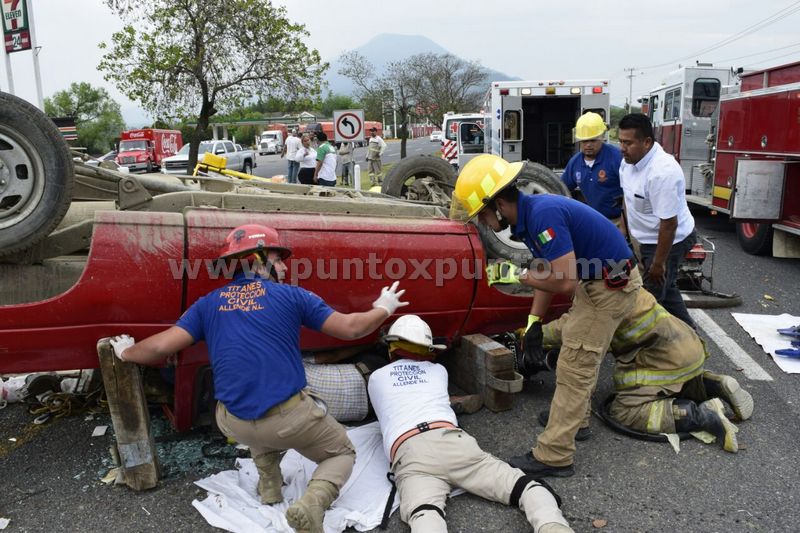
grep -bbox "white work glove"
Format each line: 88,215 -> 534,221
372,281 -> 409,316
110,335 -> 135,361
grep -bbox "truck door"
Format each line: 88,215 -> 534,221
456,121 -> 485,168
501,95 -> 523,162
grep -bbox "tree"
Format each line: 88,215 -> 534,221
319,93 -> 360,118
408,53 -> 487,123
44,82 -> 125,154
338,51 -> 423,158
99,0 -> 326,170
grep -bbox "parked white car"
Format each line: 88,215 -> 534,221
429,130 -> 443,142
162,140 -> 256,175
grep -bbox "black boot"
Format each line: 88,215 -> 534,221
673,398 -> 738,453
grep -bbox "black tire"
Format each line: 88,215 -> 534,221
0,92 -> 74,257
477,161 -> 569,263
146,160 -> 153,173
736,222 -> 772,255
243,160 -> 253,174
381,155 -> 456,198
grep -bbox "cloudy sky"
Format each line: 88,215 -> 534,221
3,0 -> 800,126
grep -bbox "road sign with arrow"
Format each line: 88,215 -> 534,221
334,109 -> 365,143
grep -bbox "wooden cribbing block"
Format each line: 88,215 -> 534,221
97,338 -> 160,490
444,334 -> 523,412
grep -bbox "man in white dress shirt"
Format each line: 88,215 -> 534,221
618,113 -> 697,329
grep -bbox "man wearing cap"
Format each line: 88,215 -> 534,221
369,315 -> 573,533
561,112 -> 625,235
366,127 -> 387,185
453,155 -> 748,478
109,224 -> 409,533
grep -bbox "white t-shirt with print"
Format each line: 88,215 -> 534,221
368,359 -> 457,461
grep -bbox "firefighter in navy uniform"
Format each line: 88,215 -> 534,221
453,155 -> 753,478
109,224 -> 409,533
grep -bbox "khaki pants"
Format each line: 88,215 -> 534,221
394,428 -> 565,532
534,270 -> 642,466
368,158 -> 382,181
215,389 -> 355,489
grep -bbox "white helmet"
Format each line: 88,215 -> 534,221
385,315 -> 447,351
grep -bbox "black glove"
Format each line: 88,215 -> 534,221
518,321 -> 547,376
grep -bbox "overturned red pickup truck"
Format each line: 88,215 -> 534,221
0,91 -> 569,430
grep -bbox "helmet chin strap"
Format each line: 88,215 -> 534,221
254,251 -> 280,282
495,208 -> 510,231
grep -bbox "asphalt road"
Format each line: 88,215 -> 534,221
252,136 -> 441,179
2,208 -> 800,532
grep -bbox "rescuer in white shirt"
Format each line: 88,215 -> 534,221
368,315 -> 572,533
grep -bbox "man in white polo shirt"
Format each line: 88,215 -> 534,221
618,113 -> 696,329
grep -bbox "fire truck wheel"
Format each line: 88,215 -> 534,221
146,160 -> 153,173
736,222 -> 773,256
0,91 -> 74,258
381,155 -> 456,201
477,161 -> 570,263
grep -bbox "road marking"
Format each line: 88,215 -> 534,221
688,308 -> 773,381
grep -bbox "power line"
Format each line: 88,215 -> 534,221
741,48 -> 800,68
711,41 -> 800,63
639,1 -> 800,70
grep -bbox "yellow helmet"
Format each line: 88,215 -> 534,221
452,154 -> 523,221
574,112 -> 607,141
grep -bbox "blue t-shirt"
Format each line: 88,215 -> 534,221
176,273 -> 334,420
561,143 -> 623,219
512,194 -> 633,280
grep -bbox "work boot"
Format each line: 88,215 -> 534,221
702,371 -> 754,421
673,398 -> 738,453
450,394 -> 483,415
285,479 -> 338,533
253,451 -> 284,504
539,524 -> 575,533
538,410 -> 591,441
508,452 -> 574,478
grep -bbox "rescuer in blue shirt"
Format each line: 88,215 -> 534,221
108,223 -> 409,533
561,112 -> 625,234
453,154 -> 748,479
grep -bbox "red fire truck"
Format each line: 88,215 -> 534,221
115,128 -> 183,173
646,62 -> 800,257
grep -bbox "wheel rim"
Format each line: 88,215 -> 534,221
489,179 -> 552,252
740,222 -> 760,239
399,174 -> 453,205
0,125 -> 46,230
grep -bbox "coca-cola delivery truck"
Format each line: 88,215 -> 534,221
116,128 -> 183,173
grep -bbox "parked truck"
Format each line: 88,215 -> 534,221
115,128 -> 182,173
161,139 -> 256,175
257,124 -> 288,155
644,61 -> 800,257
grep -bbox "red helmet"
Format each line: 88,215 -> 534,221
219,224 -> 291,260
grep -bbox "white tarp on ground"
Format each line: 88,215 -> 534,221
732,312 -> 800,374
192,422 -> 397,533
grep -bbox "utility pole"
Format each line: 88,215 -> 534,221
624,67 -> 636,113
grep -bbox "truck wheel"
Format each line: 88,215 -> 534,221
146,160 -> 153,173
381,155 -> 456,203
243,160 -> 253,174
736,222 -> 772,256
477,161 -> 569,263
0,92 -> 74,257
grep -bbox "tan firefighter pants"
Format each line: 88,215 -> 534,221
393,428 -> 568,532
215,389 -> 355,489
533,269 -> 642,466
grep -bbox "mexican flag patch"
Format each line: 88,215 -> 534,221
537,228 -> 556,245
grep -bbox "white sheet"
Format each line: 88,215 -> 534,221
732,312 -> 800,374
192,422 -> 398,533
